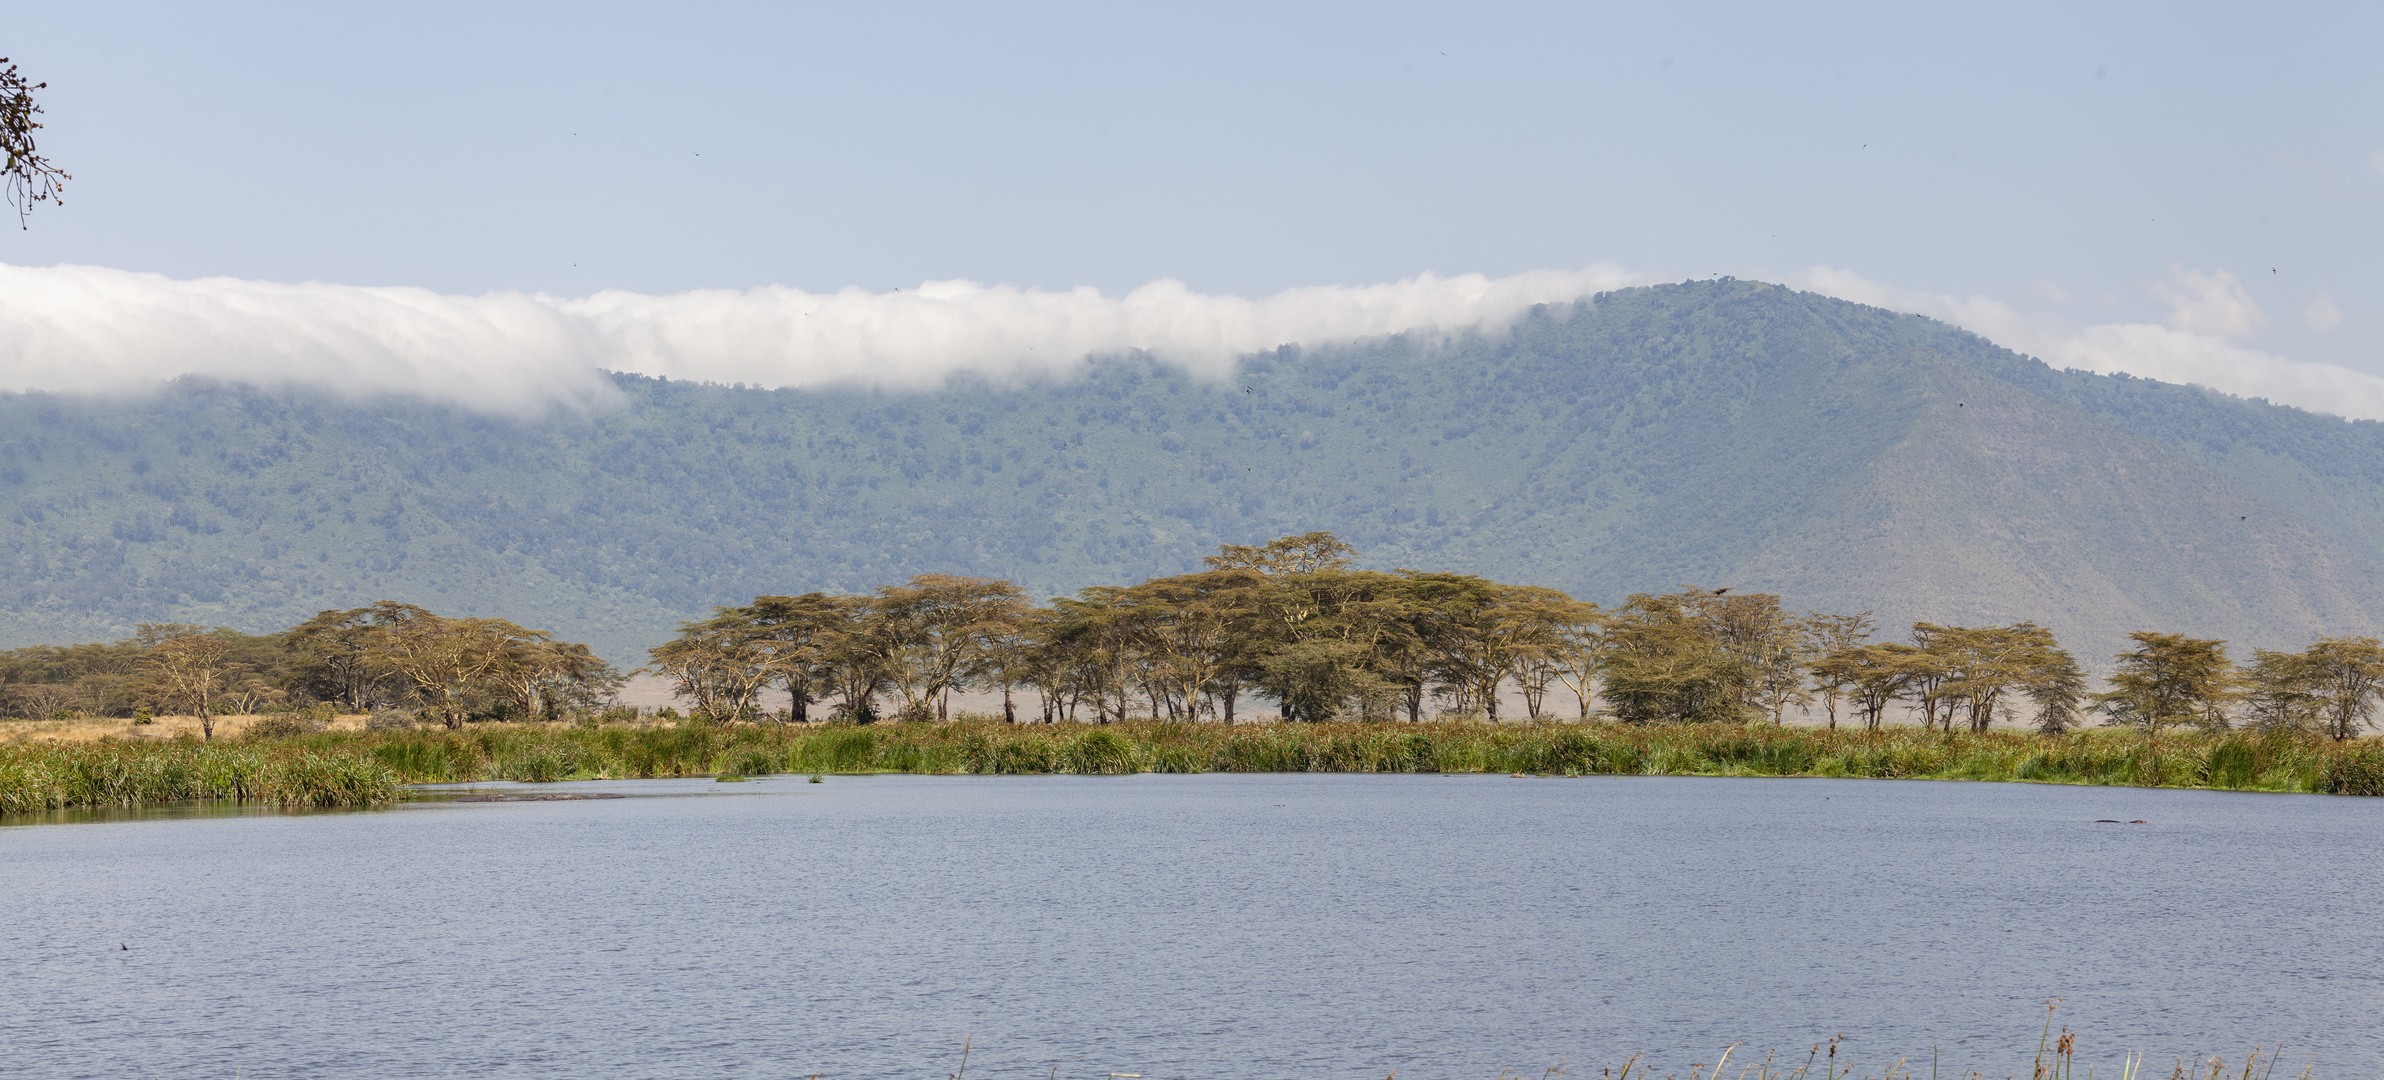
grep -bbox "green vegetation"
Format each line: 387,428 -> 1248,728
7,280 -> 2384,666
0,739 -> 398,813
9,721 -> 2383,815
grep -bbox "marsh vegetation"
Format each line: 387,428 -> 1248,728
9,718 -> 2383,815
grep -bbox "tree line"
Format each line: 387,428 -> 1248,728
7,532 -> 2380,740
0,602 -> 620,738
652,532 -> 2384,739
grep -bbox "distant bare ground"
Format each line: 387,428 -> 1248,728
1,713 -> 373,744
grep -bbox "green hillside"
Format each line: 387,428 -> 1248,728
6,278 -> 2383,668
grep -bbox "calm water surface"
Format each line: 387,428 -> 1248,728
5,775 -> 2381,1079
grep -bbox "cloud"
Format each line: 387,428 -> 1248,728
2303,292 -> 2345,332
9,259 -> 2373,424
0,264 -> 614,414
1790,266 -> 2384,421
2148,265 -> 2264,338
565,267 -> 1647,391
2371,148 -> 2384,178
0,262 -> 1646,413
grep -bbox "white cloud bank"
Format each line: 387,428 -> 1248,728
0,263 -> 1644,413
1790,265 -> 2384,422
4,259 -> 2373,421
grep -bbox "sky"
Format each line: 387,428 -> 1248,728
5,2 -> 2383,414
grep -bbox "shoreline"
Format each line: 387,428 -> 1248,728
6,720 -> 2381,815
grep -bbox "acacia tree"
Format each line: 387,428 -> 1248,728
369,614 -> 549,729
7,681 -> 83,721
1117,569 -> 1265,722
652,611 -> 779,722
1204,531 -> 1357,576
2093,632 -> 2235,735
738,593 -> 844,722
1540,599 -> 1606,720
1901,625 -> 1962,732
1051,587 -> 1137,723
2301,636 -> 2384,741
285,605 -> 419,710
2021,643 -> 2088,735
493,640 -> 615,721
142,626 -> 239,739
1810,643 -> 1915,732
814,594 -> 894,722
1414,579 -> 1569,723
1597,589 -> 1764,725
2239,648 -> 2321,733
870,574 -> 1031,722
1933,623 -> 2070,732
1753,615 -> 1816,725
1236,565 -> 1408,722
1802,612 -> 1875,730
1695,591 -> 1801,722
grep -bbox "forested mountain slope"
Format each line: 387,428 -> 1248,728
6,278 -> 2383,668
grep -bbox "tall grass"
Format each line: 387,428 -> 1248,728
8,721 -> 2383,813
0,740 -> 400,813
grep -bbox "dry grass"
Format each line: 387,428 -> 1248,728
0,713 -> 374,744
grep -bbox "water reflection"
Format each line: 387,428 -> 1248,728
1,797 -> 390,828
2,776 -> 794,828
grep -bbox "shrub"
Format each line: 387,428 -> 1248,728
365,709 -> 417,732
2321,743 -> 2384,796
1067,727 -> 1141,774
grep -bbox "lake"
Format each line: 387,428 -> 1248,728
5,774 -> 2381,1079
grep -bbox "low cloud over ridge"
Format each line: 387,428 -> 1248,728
1791,266 -> 2384,422
6,261 -> 2375,422
0,263 -> 1643,413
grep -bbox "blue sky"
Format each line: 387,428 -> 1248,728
6,1 -> 2382,404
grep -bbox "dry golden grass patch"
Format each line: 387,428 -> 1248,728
0,713 -> 373,744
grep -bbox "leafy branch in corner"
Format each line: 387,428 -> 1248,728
2,57 -> 70,227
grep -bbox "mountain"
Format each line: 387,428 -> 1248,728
7,278 -> 2384,669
